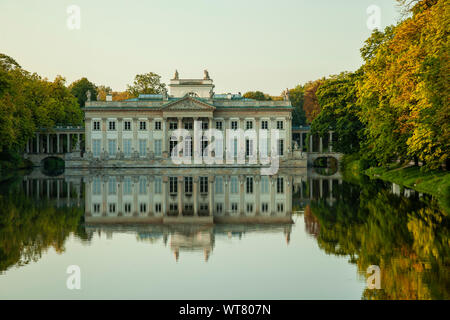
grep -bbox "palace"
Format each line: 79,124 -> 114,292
82,70 -> 294,167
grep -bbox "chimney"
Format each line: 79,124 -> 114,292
106,94 -> 113,102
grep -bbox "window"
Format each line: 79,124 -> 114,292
184,177 -> 193,193
139,121 -> 146,130
231,177 -> 239,194
231,121 -> 238,130
169,139 -> 178,156
108,177 -> 116,195
215,177 -> 223,194
216,203 -> 223,213
108,139 -> 116,156
140,203 -> 147,213
155,203 -> 162,213
246,177 -> 253,194
108,121 -> 116,131
277,139 -> 284,156
277,203 -> 284,213
200,204 -> 208,212
231,203 -> 238,213
184,137 -> 192,157
109,203 -> 116,213
155,121 -> 161,130
216,121 -> 223,130
169,203 -> 178,212
262,203 -> 269,213
92,139 -> 101,157
277,120 -> 284,130
246,120 -> 253,130
154,140 -> 162,156
277,177 -> 284,194
93,204 -> 101,213
246,139 -> 254,157
124,203 -> 132,214
139,177 -> 147,194
123,177 -> 132,195
261,176 -> 269,194
200,177 -> 208,193
202,122 -> 208,130
246,203 -> 253,213
93,121 -> 100,131
169,177 -> 178,194
184,122 -> 193,130
169,122 -> 177,130
154,177 -> 162,194
261,120 -> 268,130
93,178 -> 101,195
201,137 -> 208,156
139,139 -> 147,157
123,139 -> 132,157
124,121 -> 131,131
184,204 -> 193,212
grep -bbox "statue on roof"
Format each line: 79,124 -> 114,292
174,70 -> 179,80
162,87 -> 168,100
86,90 -> 91,102
284,88 -> 290,101
209,88 -> 215,99
203,69 -> 210,80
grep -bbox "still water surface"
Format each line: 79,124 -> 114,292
0,168 -> 448,299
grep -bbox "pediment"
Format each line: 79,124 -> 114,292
162,97 -> 215,111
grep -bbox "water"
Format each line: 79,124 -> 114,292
0,168 -> 448,299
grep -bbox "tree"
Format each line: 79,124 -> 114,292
358,0 -> 449,169
243,91 -> 272,101
311,71 -> 364,155
288,85 -> 306,126
69,77 -> 97,107
303,79 -> 324,123
127,72 -> 166,97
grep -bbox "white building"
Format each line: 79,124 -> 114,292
83,70 -> 293,167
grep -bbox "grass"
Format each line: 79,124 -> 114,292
365,165 -> 450,213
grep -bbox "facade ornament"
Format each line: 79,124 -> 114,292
86,90 -> 91,102
203,69 -> 210,80
174,70 -> 179,80
283,88 -> 290,101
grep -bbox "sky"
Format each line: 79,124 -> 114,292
0,0 -> 402,95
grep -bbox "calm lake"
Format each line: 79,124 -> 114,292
0,167 -> 448,299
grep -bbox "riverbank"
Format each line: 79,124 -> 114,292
341,154 -> 450,212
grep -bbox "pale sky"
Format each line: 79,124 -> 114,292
0,0 -> 402,95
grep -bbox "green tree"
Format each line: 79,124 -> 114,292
127,72 -> 166,97
69,77 -> 97,107
288,85 -> 307,126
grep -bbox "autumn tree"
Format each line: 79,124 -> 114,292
303,79 -> 324,123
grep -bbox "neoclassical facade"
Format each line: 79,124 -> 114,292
83,71 -> 294,167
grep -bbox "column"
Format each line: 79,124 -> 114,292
57,134 -> 60,153
309,134 -> 313,152
208,176 -> 214,216
329,131 -> 333,152
255,118 -> 260,162
287,116 -> 292,157
148,118 -> 153,156
36,133 -> 40,153
162,118 -> 168,155
239,175 -> 245,215
85,119 -> 91,153
208,118 -> 213,158
148,177 -> 154,216
286,177 -> 292,214
178,176 -> 183,216
193,176 -> 198,216
193,117 -> 201,164
117,177 -> 123,215
102,118 -> 107,154
299,133 -> 303,152
162,176 -> 168,216
46,135 -> 50,154
132,118 -> 138,155
309,178 -> 313,199
177,117 -> 183,158
255,176 -> 260,215
319,179 -> 323,198
224,176 -> 230,215
117,118 -> 123,153
67,181 -> 70,206
270,176 -> 276,215
67,134 -> 71,153
319,136 -> 323,153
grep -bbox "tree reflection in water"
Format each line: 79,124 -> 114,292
308,178 -> 449,300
